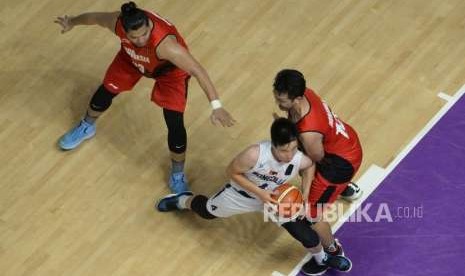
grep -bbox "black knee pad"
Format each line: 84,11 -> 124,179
282,219 -> 320,248
191,195 -> 217,220
163,109 -> 187,154
89,85 -> 117,112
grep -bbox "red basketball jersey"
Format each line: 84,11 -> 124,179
115,10 -> 188,77
296,88 -> 362,164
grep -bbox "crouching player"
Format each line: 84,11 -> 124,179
157,118 -> 352,275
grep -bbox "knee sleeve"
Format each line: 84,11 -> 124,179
89,85 -> 117,112
282,219 -> 320,248
163,109 -> 187,154
191,195 -> 217,220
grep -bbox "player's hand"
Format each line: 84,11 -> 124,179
54,15 -> 74,34
210,107 -> 236,127
257,190 -> 279,205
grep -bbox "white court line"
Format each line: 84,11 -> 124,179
384,84 -> 465,173
273,83 -> 465,276
437,91 -> 453,102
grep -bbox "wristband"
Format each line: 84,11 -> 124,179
210,99 -> 222,110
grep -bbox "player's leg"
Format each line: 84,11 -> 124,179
157,183 -> 263,219
162,108 -> 188,193
83,85 -> 117,124
156,193 -> 219,220
307,174 -> 346,256
59,50 -> 142,150
340,132 -> 364,200
281,219 -> 352,275
339,153 -> 363,200
311,221 -> 344,256
317,153 -> 363,201
59,85 -> 116,150
152,74 -> 191,193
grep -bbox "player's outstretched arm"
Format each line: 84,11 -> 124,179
157,36 -> 236,127
54,12 -> 120,34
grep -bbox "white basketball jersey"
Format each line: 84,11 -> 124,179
230,140 -> 303,192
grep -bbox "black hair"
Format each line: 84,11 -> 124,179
273,69 -> 306,100
270,117 -> 299,147
120,1 -> 149,32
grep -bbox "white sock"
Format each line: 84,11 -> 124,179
177,195 -> 190,209
312,248 -> 327,265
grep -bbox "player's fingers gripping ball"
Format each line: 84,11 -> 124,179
270,183 -> 304,221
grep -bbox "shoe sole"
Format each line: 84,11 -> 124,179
300,268 -> 328,276
59,131 -> 96,150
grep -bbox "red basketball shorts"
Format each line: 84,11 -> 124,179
102,50 -> 190,113
307,150 -> 363,219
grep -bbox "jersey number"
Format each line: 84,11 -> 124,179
322,101 -> 349,139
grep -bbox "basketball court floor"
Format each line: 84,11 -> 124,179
1,0 -> 465,275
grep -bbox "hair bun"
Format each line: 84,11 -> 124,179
121,1 -> 137,15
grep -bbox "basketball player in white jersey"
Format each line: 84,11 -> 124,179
157,118 -> 351,275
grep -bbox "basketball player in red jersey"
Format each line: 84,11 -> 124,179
54,2 -> 235,194
273,69 -> 363,255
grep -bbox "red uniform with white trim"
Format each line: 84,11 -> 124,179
296,88 -> 363,218
103,10 -> 190,112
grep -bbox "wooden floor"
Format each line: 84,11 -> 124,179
1,0 -> 465,275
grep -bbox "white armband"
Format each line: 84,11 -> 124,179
210,99 -> 222,110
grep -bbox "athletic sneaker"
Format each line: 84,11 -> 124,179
326,239 -> 345,256
301,254 -> 352,275
323,254 -> 352,272
340,182 -> 363,201
59,119 -> 96,150
157,191 -> 193,212
300,258 -> 328,276
169,172 -> 190,194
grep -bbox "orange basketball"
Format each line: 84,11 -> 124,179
271,183 -> 304,219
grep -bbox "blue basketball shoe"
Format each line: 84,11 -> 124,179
59,119 -> 96,150
157,191 -> 193,212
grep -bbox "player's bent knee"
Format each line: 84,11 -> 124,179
168,135 -> 186,154
89,85 -> 117,112
282,220 -> 320,248
191,195 -> 217,220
